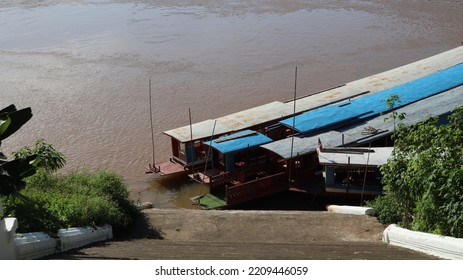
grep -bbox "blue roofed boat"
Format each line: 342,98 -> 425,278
150,46 -> 463,209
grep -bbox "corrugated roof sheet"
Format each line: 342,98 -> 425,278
163,119 -> 232,144
216,101 -> 294,131
203,129 -> 272,154
163,101 -> 293,143
262,85 -> 463,159
280,63 -> 463,133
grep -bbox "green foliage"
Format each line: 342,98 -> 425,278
383,94 -> 401,110
0,104 -> 37,196
382,94 -> 406,136
0,104 -> 139,239
13,139 -> 66,172
0,155 -> 39,196
0,105 -> 33,142
366,194 -> 402,225
1,169 -> 140,238
373,107 -> 463,237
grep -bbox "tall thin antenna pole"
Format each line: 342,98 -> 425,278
189,108 -> 193,143
347,156 -> 351,193
198,120 -> 217,202
360,142 -> 372,205
149,78 -> 156,165
202,120 -> 217,181
189,107 -> 194,174
289,66 -> 297,184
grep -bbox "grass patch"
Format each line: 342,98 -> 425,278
1,169 -> 140,238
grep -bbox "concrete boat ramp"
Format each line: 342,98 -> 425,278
50,209 -> 437,260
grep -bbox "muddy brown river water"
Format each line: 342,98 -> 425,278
1,0 -> 463,208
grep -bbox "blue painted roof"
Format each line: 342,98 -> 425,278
280,63 -> 463,133
203,130 -> 272,154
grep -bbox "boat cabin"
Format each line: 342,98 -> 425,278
191,130 -> 288,209
203,130 -> 272,173
317,147 -> 393,195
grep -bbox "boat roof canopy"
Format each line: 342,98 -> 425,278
163,119 -> 231,144
203,130 -> 272,154
163,101 -> 294,143
279,63 -> 463,134
262,84 -> 463,159
163,46 -> 463,163
317,147 -> 394,167
163,46 -> 463,143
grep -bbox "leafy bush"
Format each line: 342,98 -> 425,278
1,105 -> 140,238
1,169 -> 140,238
13,139 -> 66,172
377,107 -> 463,237
366,194 -> 402,225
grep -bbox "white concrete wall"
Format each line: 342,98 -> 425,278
2,200 -> 113,259
327,205 -> 375,216
14,232 -> 57,260
383,224 -> 463,260
58,225 -> 113,251
14,225 -> 113,260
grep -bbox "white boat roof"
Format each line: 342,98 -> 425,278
164,46 -> 463,143
163,101 -> 294,142
318,147 -> 394,167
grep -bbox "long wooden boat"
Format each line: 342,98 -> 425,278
149,46 -> 463,209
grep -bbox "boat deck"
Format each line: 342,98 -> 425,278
192,193 -> 227,210
146,160 -> 186,176
188,168 -> 221,184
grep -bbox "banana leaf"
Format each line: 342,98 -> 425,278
0,155 -> 38,196
0,107 -> 33,142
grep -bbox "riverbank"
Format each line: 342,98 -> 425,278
50,208 -> 437,259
